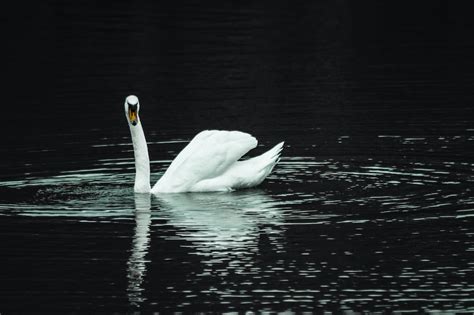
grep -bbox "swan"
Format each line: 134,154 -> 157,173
124,95 -> 284,193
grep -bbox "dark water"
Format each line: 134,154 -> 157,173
2,1 -> 474,313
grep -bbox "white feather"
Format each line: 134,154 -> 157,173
125,96 -> 283,193
151,130 -> 283,193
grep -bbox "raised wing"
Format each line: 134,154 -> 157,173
151,130 -> 257,193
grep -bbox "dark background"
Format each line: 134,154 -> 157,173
4,1 -> 474,137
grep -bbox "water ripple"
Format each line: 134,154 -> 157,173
1,137 -> 473,312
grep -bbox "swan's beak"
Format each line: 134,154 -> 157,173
128,107 -> 138,126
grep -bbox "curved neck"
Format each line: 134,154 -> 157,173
130,121 -> 151,193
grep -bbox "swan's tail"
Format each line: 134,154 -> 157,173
229,141 -> 284,189
256,141 -> 284,174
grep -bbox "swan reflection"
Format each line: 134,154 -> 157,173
154,190 -> 284,265
126,193 -> 151,307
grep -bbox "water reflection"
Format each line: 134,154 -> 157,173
154,191 -> 284,265
0,149 -> 472,311
126,193 -> 152,307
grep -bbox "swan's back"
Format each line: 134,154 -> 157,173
152,130 -> 258,193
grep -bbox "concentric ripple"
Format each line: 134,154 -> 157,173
0,133 -> 473,312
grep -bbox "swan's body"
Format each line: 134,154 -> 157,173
125,95 -> 283,193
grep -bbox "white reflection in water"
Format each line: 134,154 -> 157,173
154,191 -> 284,265
126,193 -> 151,307
125,190 -> 283,306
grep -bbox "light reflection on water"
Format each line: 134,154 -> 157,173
0,134 -> 473,312
127,194 -> 152,307
126,191 -> 285,308
155,191 -> 283,258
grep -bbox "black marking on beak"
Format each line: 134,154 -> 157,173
128,103 -> 138,126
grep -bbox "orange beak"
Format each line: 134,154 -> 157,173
129,108 -> 138,126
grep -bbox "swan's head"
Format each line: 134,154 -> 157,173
125,95 -> 140,126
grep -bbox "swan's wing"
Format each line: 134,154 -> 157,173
190,141 -> 284,192
152,130 -> 257,192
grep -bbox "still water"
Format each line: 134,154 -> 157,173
2,1 -> 474,313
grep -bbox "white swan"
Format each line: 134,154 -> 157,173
124,95 -> 284,193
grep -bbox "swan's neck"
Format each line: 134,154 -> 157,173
130,121 -> 151,193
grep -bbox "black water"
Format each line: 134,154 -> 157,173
1,1 -> 474,313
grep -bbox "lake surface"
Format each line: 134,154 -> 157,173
1,1 -> 474,313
